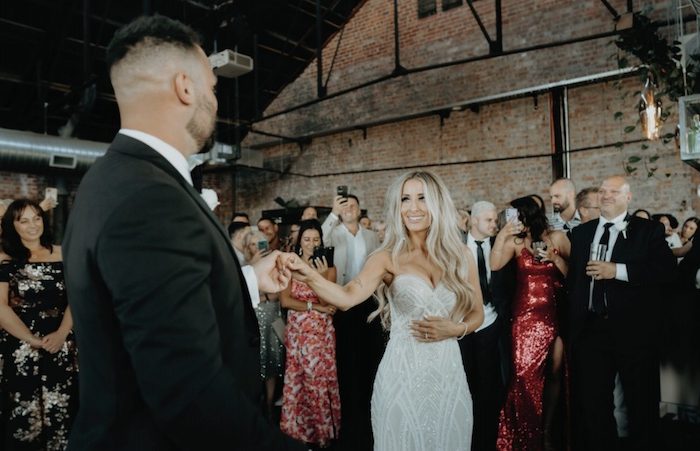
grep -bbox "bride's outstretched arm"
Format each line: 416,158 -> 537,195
288,251 -> 391,311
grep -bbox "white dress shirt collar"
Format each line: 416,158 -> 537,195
598,211 -> 628,228
119,129 -> 193,186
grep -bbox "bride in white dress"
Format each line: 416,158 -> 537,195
291,170 -> 484,450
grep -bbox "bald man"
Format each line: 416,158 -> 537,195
567,176 -> 675,451
549,178 -> 580,231
62,15 -> 302,451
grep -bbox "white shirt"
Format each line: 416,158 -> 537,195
118,129 -> 260,307
466,233 -> 497,332
589,211 -> 629,309
340,222 -> 368,285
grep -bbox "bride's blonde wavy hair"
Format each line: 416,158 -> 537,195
369,171 -> 476,329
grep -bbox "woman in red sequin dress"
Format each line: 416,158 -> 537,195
280,220 -> 341,448
491,196 -> 570,451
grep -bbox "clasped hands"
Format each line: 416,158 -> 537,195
252,250 -> 316,293
28,329 -> 69,354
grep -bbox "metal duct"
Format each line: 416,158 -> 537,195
0,127 -> 108,173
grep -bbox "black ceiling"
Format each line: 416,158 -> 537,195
0,0 -> 364,144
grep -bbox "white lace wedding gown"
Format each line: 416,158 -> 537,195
371,274 -> 473,451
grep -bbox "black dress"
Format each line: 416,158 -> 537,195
0,260 -> 78,450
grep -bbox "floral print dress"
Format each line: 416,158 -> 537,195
0,260 -> 78,450
280,279 -> 341,447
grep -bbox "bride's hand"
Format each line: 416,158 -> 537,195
410,316 -> 465,342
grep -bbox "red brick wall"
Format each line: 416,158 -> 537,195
229,81 -> 699,224
0,171 -> 50,201
221,0 -> 698,225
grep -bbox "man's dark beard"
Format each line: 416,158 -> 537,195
186,116 -> 216,154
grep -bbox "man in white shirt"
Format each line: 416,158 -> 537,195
461,201 -> 505,451
321,192 -> 381,449
322,194 -> 380,284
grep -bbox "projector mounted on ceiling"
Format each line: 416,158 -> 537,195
209,50 -> 254,78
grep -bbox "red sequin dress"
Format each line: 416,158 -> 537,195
497,248 -> 564,450
280,279 -> 341,447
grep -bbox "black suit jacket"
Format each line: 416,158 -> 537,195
63,135 -> 301,450
567,216 -> 676,348
677,238 -> 700,290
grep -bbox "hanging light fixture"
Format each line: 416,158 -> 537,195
639,76 -> 662,140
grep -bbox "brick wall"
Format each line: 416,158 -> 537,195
0,171 -> 50,201
221,0 -> 699,225
2,0 -> 698,229
229,76 -> 699,223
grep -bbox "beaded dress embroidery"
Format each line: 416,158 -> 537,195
371,274 -> 473,451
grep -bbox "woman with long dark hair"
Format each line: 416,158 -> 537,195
279,219 -> 340,447
491,196 -> 570,451
680,216 -> 699,245
0,199 -> 78,450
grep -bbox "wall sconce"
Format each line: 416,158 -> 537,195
639,76 -> 662,140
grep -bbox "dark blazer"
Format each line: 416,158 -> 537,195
677,238 -> 700,290
63,134 -> 301,451
567,216 -> 676,348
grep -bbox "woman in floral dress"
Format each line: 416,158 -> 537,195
0,199 -> 78,450
280,219 -> 340,448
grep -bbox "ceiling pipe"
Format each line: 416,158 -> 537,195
0,127 -> 108,173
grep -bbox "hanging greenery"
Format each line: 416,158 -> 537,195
611,10 -> 700,176
615,11 -> 700,100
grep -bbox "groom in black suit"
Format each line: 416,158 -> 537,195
63,16 -> 303,450
567,176 -> 675,451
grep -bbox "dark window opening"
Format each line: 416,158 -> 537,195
418,0 -> 437,18
442,0 -> 463,12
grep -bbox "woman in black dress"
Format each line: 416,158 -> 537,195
0,199 -> 78,450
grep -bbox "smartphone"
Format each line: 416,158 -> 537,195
257,239 -> 269,252
336,185 -> 348,198
312,246 -> 335,268
505,207 -> 519,223
45,187 -> 58,203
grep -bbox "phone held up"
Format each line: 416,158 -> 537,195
312,246 -> 335,268
45,187 -> 58,204
336,185 -> 348,199
257,238 -> 269,253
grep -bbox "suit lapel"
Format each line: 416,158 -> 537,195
611,214 -> 632,261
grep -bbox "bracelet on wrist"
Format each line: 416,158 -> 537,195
457,320 -> 469,340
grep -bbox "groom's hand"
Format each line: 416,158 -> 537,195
253,250 -> 294,293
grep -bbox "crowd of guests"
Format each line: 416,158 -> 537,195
0,172 -> 698,450
227,177 -> 697,451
